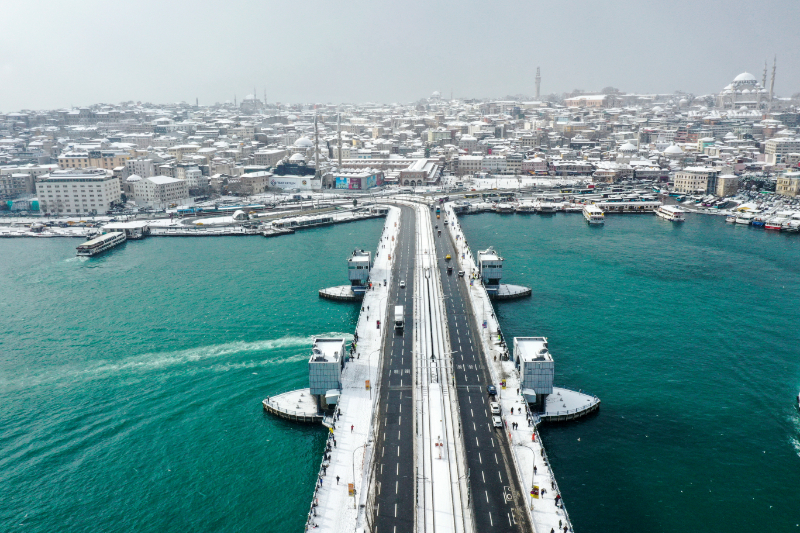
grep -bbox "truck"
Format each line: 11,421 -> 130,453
394,305 -> 404,331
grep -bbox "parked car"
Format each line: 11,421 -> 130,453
487,385 -> 497,396
492,415 -> 503,428
490,402 -> 501,414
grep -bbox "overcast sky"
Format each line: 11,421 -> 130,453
2,0 -> 797,111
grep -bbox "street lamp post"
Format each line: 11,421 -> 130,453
515,444 -> 536,510
352,443 -> 366,509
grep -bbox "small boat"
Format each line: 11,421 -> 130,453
725,214 -> 736,223
735,213 -> 754,225
765,217 -> 786,231
751,216 -> 767,228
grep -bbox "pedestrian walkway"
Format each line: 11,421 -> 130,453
444,202 -> 575,533
304,206 -> 401,532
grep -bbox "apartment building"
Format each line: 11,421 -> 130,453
764,138 -> 800,165
673,167 -> 721,194
125,158 -> 155,178
58,150 -> 131,170
456,155 -> 483,176
776,171 -> 800,197
35,168 -> 121,215
133,176 -> 189,209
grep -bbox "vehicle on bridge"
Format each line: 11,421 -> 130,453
445,254 -> 451,261
487,385 -> 497,395
394,305 -> 404,332
447,266 -> 453,275
399,280 -> 406,289
492,415 -> 503,428
490,402 -> 501,414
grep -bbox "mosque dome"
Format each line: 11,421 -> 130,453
733,72 -> 757,83
432,91 -> 441,97
663,144 -> 682,155
289,153 -> 306,162
724,132 -> 736,139
126,174 -> 142,182
619,142 -> 637,153
294,136 -> 313,148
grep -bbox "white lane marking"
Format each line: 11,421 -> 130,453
485,491 -> 489,503
395,481 -> 398,494
396,463 -> 399,475
397,446 -> 400,457
478,452 -> 482,464
494,453 -> 499,464
482,470 -> 486,483
498,471 -> 502,483
489,512 -> 493,526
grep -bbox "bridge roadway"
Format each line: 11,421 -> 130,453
371,205 -> 415,533
429,208 -> 532,533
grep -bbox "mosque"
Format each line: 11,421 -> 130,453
716,61 -> 775,110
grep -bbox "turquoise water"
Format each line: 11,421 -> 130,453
0,219 -> 383,532
2,213 -> 799,533
459,212 -> 800,532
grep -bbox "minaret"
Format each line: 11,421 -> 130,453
535,67 -> 541,99
337,113 -> 342,168
768,56 -> 776,111
314,114 -> 321,179
234,94 -> 237,107
762,61 -> 767,88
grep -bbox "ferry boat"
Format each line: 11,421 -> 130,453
782,219 -> 800,233
734,213 -> 754,225
655,205 -> 685,222
515,203 -> 536,214
582,204 -> 604,225
537,202 -> 559,214
764,216 -> 786,231
494,202 -> 516,214
76,231 -> 126,256
725,214 -> 736,223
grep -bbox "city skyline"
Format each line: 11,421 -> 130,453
2,0 -> 798,111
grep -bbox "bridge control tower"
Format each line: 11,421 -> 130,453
515,337 -> 554,410
308,338 -> 346,411
348,249 -> 373,295
477,247 -> 503,295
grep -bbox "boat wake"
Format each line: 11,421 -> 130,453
88,333 -> 353,375
0,333 -> 353,391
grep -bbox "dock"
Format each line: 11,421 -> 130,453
541,387 -> 601,422
319,285 -> 362,301
262,388 -> 323,423
494,283 -> 532,300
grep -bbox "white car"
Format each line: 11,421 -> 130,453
399,280 -> 406,288
490,402 -> 501,415
492,415 -> 503,428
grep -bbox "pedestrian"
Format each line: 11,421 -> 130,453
563,527 -> 567,533
319,477 -> 323,486
559,520 -> 562,528
551,529 -> 555,533
351,424 -> 354,433
511,407 -> 514,415
516,388 -> 519,395
334,439 -> 337,447
534,465 -> 538,475
336,476 -> 340,485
